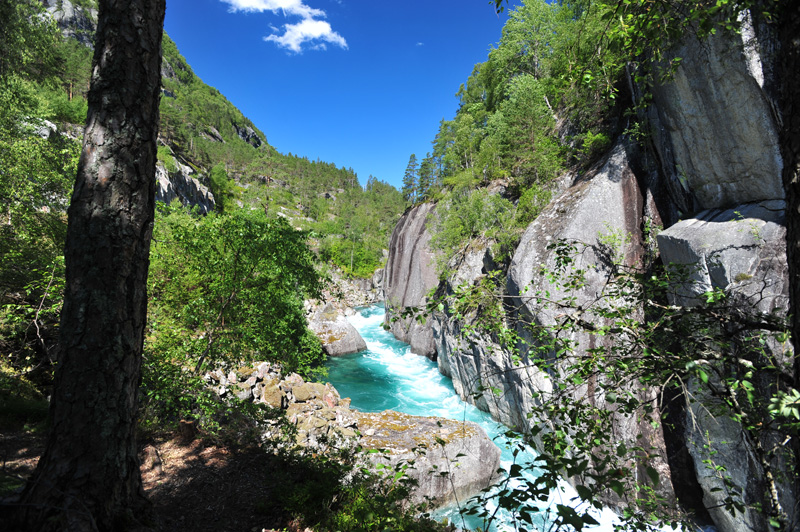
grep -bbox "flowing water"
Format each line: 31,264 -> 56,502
325,303 -> 620,531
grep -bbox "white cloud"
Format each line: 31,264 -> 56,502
221,0 -> 347,53
221,0 -> 323,19
264,18 -> 347,53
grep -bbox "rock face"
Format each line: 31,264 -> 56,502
307,303 -> 367,356
206,363 -> 499,507
657,200 -> 788,311
155,161 -> 216,214
432,143 -> 672,505
356,410 -> 500,507
657,201 -> 794,531
648,15 -> 782,214
383,204 -> 439,358
42,0 -> 97,47
233,124 -> 263,148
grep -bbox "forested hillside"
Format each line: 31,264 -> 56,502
1,0 -> 403,424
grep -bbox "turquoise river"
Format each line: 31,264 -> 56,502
325,304 -> 620,531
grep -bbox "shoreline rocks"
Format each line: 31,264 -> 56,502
205,362 -> 500,508
307,303 -> 367,356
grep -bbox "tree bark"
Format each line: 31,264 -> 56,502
778,1 -> 800,521
779,0 -> 800,385
14,0 -> 165,530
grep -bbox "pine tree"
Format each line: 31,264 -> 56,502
14,0 -> 166,529
402,153 -> 418,203
417,153 -> 434,201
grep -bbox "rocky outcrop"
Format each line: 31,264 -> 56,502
383,204 -> 439,358
155,161 -> 215,214
205,363 -> 500,507
431,143 -> 672,502
356,410 -> 500,507
42,0 -> 97,47
307,303 -> 367,356
657,200 -> 788,311
233,124 -> 263,148
372,268 -> 385,290
648,14 -> 782,214
657,201 -> 795,531
310,267 -> 383,314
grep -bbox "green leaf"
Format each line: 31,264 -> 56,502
646,465 -> 660,487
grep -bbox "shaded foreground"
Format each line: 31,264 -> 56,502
2,428 -> 325,532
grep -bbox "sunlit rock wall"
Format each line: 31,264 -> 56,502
383,203 -> 439,358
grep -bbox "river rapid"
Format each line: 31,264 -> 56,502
325,304 -> 620,531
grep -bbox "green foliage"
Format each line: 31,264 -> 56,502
430,0 -> 626,202
402,153 -> 418,203
156,144 -> 178,172
514,184 -> 552,228
143,205 -> 325,426
0,0 -> 59,81
208,163 -> 234,212
0,359 -> 49,430
429,189 -> 515,275
427,238 -> 796,531
253,441 -> 450,532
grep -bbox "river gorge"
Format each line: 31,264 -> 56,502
326,304 -> 621,531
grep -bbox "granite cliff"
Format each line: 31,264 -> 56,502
383,14 -> 795,532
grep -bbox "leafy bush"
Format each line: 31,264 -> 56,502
429,189 -> 514,275
143,205 -> 325,427
156,144 -> 178,173
514,184 -> 552,228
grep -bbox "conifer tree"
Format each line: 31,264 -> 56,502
418,153 -> 436,201
402,153 -> 418,203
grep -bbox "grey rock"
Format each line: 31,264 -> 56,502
32,120 -> 58,139
307,303 -> 367,356
383,203 -> 439,358
233,384 -> 253,401
501,142 -> 673,501
372,268 -> 384,289
292,382 -> 328,403
233,124 -> 263,148
657,201 -> 795,531
356,410 -> 500,507
648,16 -> 782,213
657,200 -> 788,312
42,0 -> 97,47
155,160 -> 215,214
203,126 -> 225,143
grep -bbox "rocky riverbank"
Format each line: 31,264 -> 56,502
205,362 -> 500,508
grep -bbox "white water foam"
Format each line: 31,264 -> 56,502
338,305 -> 682,532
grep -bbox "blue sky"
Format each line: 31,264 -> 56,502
164,0 -> 521,190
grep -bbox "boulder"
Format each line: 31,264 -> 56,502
657,200 -> 788,312
657,200 -> 795,531
383,203 -> 439,358
356,410 -> 500,507
308,303 -> 367,356
206,362 -> 501,508
372,268 -> 385,289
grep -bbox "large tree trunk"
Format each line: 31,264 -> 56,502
780,0 -> 800,385
15,1 -> 165,530
778,1 -> 800,523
